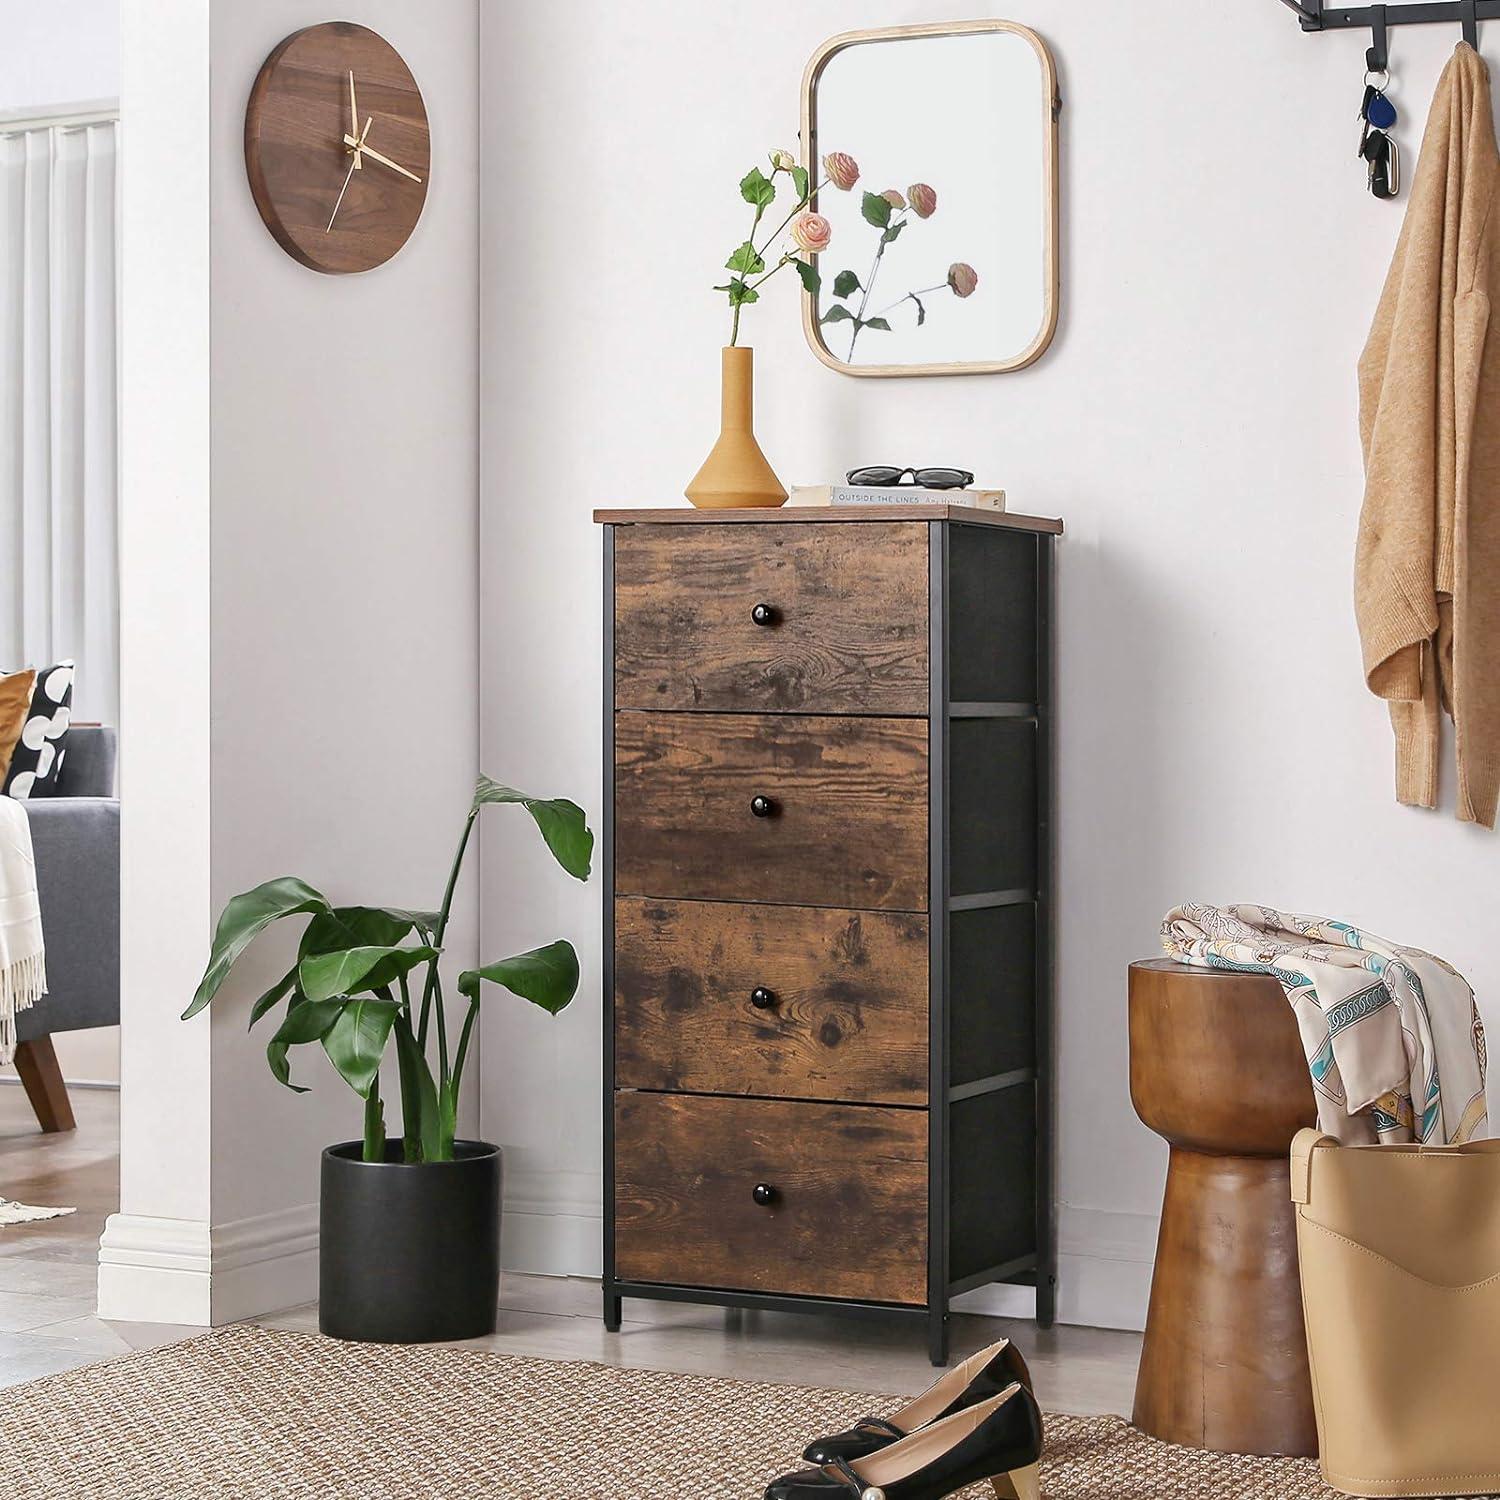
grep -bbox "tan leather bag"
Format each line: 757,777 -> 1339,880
1291,1127 -> 1500,1497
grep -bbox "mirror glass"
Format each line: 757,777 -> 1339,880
803,23 -> 1058,376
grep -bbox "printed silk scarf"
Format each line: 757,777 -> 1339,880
1162,903 -> 1488,1145
0,795 -> 45,1066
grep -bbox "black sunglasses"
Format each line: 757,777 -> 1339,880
846,466 -> 975,490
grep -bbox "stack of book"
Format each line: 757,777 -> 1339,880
788,484 -> 1006,511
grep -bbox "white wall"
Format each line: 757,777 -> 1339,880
476,0 -> 1500,1331
0,0 -> 122,1090
0,0 -> 117,112
103,0 -> 478,1324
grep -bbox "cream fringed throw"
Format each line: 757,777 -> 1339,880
0,795 -> 45,1065
1163,904 -> 1488,1145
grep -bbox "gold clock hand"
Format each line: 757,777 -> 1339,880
327,117 -> 371,231
347,71 -> 361,168
327,157 -> 358,231
349,139 -> 422,184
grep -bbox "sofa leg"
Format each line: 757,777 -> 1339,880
14,1038 -> 76,1134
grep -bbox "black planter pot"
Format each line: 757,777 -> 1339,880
319,1139 -> 502,1343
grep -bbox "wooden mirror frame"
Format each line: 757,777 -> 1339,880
799,20 -> 1061,378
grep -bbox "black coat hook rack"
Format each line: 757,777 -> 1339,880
1281,0 -> 1491,71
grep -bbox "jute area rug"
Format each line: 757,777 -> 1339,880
0,1324 -> 1343,1499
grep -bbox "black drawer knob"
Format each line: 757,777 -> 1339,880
750,986 -> 776,1010
751,601 -> 778,627
752,1183 -> 777,1207
750,795 -> 777,819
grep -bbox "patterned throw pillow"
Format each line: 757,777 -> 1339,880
1,661 -> 74,800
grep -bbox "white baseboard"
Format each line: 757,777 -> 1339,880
499,1171 -> 1159,1332
97,1203 -> 318,1326
0,1073 -> 120,1091
501,1168 -> 603,1277
97,1214 -> 212,1324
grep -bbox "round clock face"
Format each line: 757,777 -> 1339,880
245,22 -> 430,275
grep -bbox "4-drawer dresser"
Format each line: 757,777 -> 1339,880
597,504 -> 1060,1364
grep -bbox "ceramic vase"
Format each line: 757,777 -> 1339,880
685,346 -> 787,509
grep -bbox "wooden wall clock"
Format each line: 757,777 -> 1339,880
245,22 -> 429,274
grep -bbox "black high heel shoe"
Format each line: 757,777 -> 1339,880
765,1380 -> 1043,1500
801,1338 -> 1032,1468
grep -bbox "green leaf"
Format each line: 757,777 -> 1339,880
271,995 -> 347,1045
458,940 -> 580,1017
832,269 -> 861,299
912,294 -> 927,327
725,241 -> 765,275
792,258 -> 820,295
739,166 -> 775,208
300,906 -> 417,960
861,191 -> 892,229
881,220 -> 907,246
299,944 -> 438,1004
473,777 -> 594,879
320,996 -> 399,1099
184,877 -> 329,1019
248,967 -> 298,1030
267,1039 -> 309,1094
864,317 -> 892,332
394,1015 -> 443,1161
820,305 -> 854,325
790,164 -> 809,200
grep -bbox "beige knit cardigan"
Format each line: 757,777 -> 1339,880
1357,43 -> 1500,828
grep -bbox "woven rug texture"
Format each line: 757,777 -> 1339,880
0,1324 -> 1348,1498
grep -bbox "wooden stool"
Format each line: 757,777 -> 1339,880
1128,958 -> 1318,1458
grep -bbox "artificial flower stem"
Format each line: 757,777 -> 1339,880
872,284 -> 952,320
751,178 -> 823,259
850,210 -> 908,359
732,197 -> 772,345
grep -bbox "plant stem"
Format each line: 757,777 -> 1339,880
751,177 -> 819,260
872,284 -> 951,321
849,211 -> 908,361
418,812 -> 474,1050
451,999 -> 480,1098
363,1075 -> 386,1162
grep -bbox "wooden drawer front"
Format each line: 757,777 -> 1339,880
615,897 -> 929,1105
614,1092 -> 928,1304
613,523 -> 928,715
614,713 -> 928,911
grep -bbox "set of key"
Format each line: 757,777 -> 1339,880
1359,78 -> 1400,199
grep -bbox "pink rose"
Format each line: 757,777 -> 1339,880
881,189 -> 906,209
791,211 -> 833,254
908,182 -> 937,218
947,262 -> 978,298
822,152 -> 860,191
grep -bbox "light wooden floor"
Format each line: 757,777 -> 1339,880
0,1086 -> 1141,1413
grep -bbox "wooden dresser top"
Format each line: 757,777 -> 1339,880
594,505 -> 1063,535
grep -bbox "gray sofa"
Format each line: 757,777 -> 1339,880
12,726 -> 119,1132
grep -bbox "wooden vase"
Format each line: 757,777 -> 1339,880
685,347 -> 787,509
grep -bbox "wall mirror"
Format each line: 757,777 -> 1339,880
800,21 -> 1059,378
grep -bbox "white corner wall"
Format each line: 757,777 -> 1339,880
105,0 -> 479,1325
476,1 -> 1500,1333
0,0 -> 118,112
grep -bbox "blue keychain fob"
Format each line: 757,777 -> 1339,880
1367,91 -> 1398,130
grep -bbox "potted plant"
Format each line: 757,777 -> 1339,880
181,776 -> 592,1343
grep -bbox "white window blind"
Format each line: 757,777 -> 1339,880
0,106 -> 119,726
